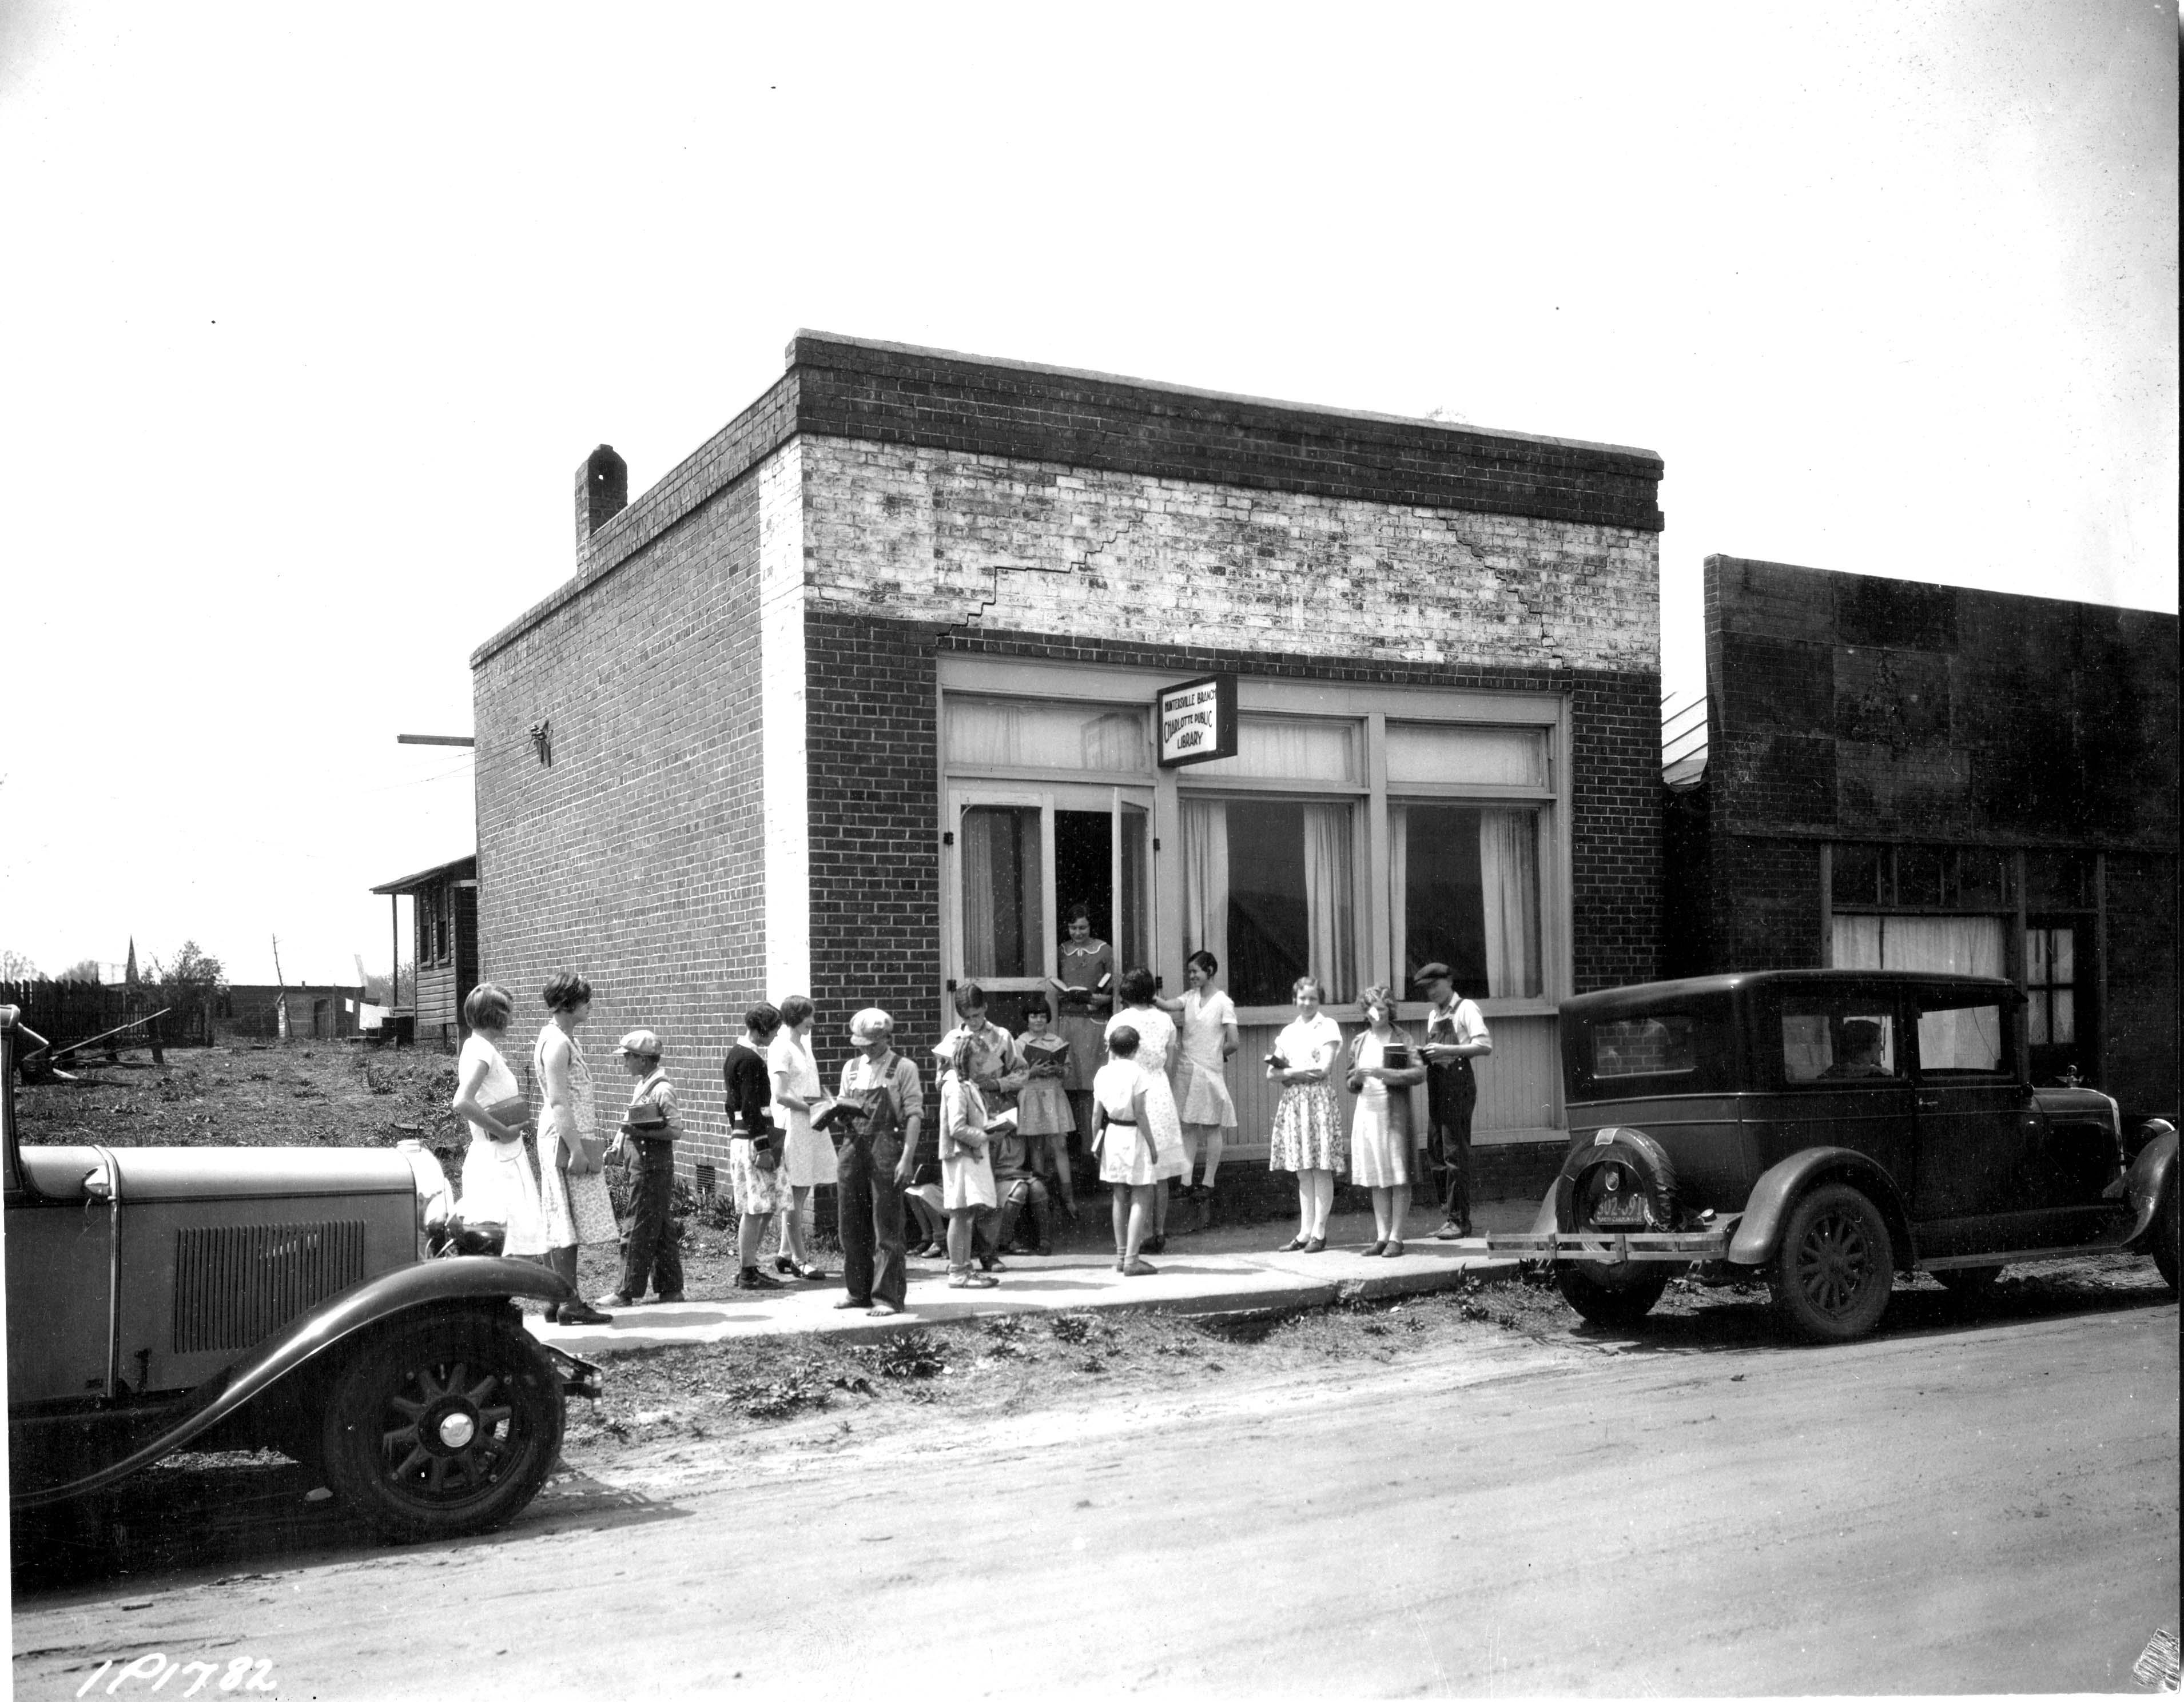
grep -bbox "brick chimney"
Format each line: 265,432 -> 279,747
574,445 -> 628,569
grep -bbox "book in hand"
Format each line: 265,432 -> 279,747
811,1099 -> 868,1133
1381,1044 -> 1413,1071
621,1102 -> 670,1138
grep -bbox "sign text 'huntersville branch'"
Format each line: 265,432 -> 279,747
1156,674 -> 1240,768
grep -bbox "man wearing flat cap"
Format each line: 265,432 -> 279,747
1414,963 -> 1491,1239
831,1008 -> 925,1315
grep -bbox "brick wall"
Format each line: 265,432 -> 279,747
472,471 -> 766,1173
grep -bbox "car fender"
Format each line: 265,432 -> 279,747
1725,1147 -> 1914,1270
11,1257 -> 571,1510
2120,1125 -> 2177,1250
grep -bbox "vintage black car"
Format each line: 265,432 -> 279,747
3,1007 -> 601,1541
1486,971 -> 2178,1342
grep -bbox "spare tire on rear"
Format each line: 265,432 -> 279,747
1556,1127 -> 1680,1234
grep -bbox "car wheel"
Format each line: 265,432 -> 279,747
1934,1266 -> 2003,1296
1556,1261 -> 1675,1326
2154,1182 -> 2178,1293
320,1312 -> 564,1543
1772,1182 -> 1895,1344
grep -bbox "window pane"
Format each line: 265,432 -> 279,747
2049,928 -> 2074,984
1194,716 -> 1356,782
1117,804 -> 1149,974
1954,848 -> 2009,907
1897,845 -> 1944,907
2027,991 -> 2050,1047
2025,928 -> 2048,986
2024,851 -> 2093,910
960,806 -> 1043,978
1780,1003 -> 1899,1083
1593,1016 -> 1698,1079
1919,1001 -> 2005,1074
1384,723 -> 1548,788
1213,798 -> 1354,1004
1832,914 -> 2005,978
2050,988 -> 2075,1044
1832,844 -> 1885,906
1391,804 -> 1541,999
946,697 -> 1151,772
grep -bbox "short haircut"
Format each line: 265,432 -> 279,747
1843,1018 -> 1883,1051
1108,1025 -> 1141,1058
1187,949 -> 1219,976
745,1002 -> 782,1039
952,981 -> 988,1017
778,994 -> 815,1029
1292,975 -> 1324,1001
463,982 -> 512,1032
1119,967 -> 1157,1005
1065,903 -> 1093,927
542,972 -> 593,1013
1359,983 -> 1396,1021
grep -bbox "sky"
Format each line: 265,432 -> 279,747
0,2 -> 2174,988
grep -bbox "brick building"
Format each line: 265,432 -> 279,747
470,334 -> 1667,1196
1665,555 -> 2179,1117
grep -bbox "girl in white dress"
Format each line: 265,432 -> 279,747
1268,976 -> 1345,1253
1160,950 -> 1239,1229
447,982 -> 547,1267
1105,968 -> 1186,1249
933,1031 -> 998,1289
1345,984 -> 1429,1258
768,994 -> 834,1280
1093,1025 -> 1184,1275
533,972 -> 619,1323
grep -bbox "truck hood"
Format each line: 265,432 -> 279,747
17,1144 -> 418,1203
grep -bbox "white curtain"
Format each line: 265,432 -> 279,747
1830,914 -> 2006,1070
1302,804 -> 1354,1001
1479,809 -> 1539,998
1181,799 -> 1230,976
1387,804 -> 1409,986
961,809 -> 998,978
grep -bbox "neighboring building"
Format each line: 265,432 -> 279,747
369,855 -> 479,1047
471,333 -> 1667,1197
214,985 -> 367,1042
1665,555 -> 2179,1116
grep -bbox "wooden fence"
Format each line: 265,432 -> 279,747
0,980 -> 213,1050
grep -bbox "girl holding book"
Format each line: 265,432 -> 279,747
1346,984 -> 1428,1257
1011,1003 -> 1076,1218
934,1030 -> 998,1288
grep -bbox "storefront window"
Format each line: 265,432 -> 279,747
960,806 -> 1044,978
1387,805 -> 1541,999
1179,797 -> 1354,1005
1191,716 -> 1358,783
1831,914 -> 2004,978
1384,723 -> 1549,788
946,697 -> 1151,773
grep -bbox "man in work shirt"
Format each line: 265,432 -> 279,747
832,1008 -> 925,1316
1415,963 -> 1491,1239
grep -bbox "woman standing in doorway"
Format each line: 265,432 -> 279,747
1346,984 -> 1427,1257
767,994 -> 833,1280
1051,903 -> 1113,1191
532,973 -> 616,1325
1267,976 -> 1346,1253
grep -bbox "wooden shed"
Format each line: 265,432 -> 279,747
371,854 -> 479,1048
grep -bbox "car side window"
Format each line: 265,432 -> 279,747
1780,1001 -> 1899,1084
1915,997 -> 2008,1078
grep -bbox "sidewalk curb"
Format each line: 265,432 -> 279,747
535,1253 -> 1529,1355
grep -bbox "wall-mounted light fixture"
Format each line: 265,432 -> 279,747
528,719 -> 552,766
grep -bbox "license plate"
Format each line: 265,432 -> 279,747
1591,1196 -> 1649,1227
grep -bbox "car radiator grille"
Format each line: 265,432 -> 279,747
172,1221 -> 368,1354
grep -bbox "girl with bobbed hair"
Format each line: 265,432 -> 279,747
1160,948 -> 1239,1234
1049,902 -> 1114,1178
767,992 -> 833,1280
1105,965 -> 1184,1251
532,973 -> 616,1325
1092,1025 -> 1180,1275
724,1002 -> 789,1290
1267,975 -> 1345,1253
1346,984 -> 1428,1258
448,982 -> 548,1273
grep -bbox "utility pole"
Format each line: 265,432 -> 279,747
270,934 -> 289,1043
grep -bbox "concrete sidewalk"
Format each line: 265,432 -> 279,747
528,1199 -> 1538,1353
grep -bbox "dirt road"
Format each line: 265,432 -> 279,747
12,1286 -> 2177,1699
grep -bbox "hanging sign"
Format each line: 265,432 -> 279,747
1156,673 -> 1239,767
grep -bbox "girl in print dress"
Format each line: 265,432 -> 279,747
1011,1003 -> 1076,1218
1267,975 -> 1345,1253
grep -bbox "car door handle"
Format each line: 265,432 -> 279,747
1916,1094 -> 1940,1110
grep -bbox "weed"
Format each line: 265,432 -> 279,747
860,1334 -> 949,1381
1048,1313 -> 1093,1345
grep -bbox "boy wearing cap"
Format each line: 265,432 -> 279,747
602,1029 -> 684,1307
832,1009 -> 925,1315
1416,963 -> 1491,1238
